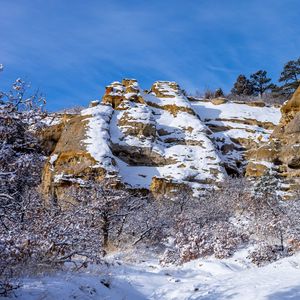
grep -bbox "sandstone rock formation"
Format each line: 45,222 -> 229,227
189,97 -> 280,176
245,86 -> 300,194
41,79 -> 281,200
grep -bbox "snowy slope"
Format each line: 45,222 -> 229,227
81,104 -> 116,173
145,81 -> 192,109
9,251 -> 300,300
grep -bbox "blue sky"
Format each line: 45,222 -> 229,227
0,0 -> 299,111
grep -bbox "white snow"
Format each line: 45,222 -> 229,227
41,114 -> 63,126
53,173 -> 86,185
191,101 -> 281,124
49,154 -> 59,171
49,154 -> 58,165
81,104 -> 117,173
10,250 -> 300,300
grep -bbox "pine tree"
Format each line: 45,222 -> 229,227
250,70 -> 275,97
279,58 -> 300,97
231,75 -> 253,96
214,88 -> 224,98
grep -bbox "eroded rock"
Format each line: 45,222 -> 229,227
245,86 -> 300,195
40,78 -> 282,201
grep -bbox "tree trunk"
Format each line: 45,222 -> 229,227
102,214 -> 109,248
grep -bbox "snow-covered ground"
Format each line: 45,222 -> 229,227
7,250 -> 300,300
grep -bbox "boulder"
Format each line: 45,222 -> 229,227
89,100 -> 100,107
245,101 -> 266,107
280,86 -> 300,125
211,98 -> 228,105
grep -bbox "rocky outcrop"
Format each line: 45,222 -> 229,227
147,81 -> 195,116
102,79 -> 145,109
41,114 -> 106,201
279,87 -> 300,126
190,98 -> 280,176
245,86 -> 300,194
41,79 -> 281,201
210,98 -> 228,105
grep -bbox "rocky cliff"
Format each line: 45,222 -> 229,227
246,86 -> 300,194
41,79 -> 281,200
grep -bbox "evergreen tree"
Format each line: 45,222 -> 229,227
231,75 -> 253,96
279,58 -> 300,96
250,70 -> 275,97
214,88 -> 224,98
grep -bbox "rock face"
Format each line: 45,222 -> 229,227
41,79 -> 281,200
245,86 -> 300,193
190,98 -> 280,176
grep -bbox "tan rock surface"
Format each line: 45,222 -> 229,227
39,78 -> 283,200
245,86 -> 300,194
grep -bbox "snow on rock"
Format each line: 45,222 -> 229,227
49,153 -> 58,165
245,86 -> 300,195
42,79 -> 283,198
81,104 -> 116,173
191,99 -> 281,175
192,100 -> 280,124
146,81 -> 192,110
40,113 -> 64,127
101,80 -> 225,195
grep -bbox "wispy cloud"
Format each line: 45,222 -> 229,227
0,0 -> 299,110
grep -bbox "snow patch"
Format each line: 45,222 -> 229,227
81,104 -> 117,173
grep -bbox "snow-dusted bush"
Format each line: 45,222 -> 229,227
0,71 -> 49,284
0,187 -> 105,278
158,179 -> 250,264
159,176 -> 300,265
0,74 -> 44,202
248,243 -> 292,266
0,178 -> 145,279
238,173 -> 300,265
161,220 -> 248,265
109,193 -> 169,249
245,173 -> 300,253
0,72 -> 46,208
65,180 -> 146,250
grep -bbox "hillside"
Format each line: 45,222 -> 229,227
3,79 -> 300,300
9,250 -> 300,300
